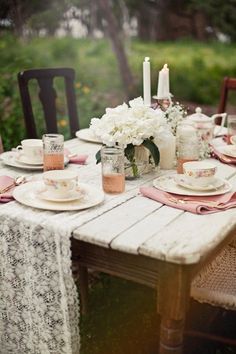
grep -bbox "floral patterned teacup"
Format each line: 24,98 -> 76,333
16,139 -> 43,163
183,161 -> 217,187
43,170 -> 78,197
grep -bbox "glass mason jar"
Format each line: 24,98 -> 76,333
43,134 -> 64,171
176,121 -> 199,174
101,146 -> 125,194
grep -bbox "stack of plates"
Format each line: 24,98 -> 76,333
0,151 -> 69,170
153,173 -> 232,196
13,181 -> 105,211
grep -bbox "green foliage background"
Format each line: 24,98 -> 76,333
1,34 -> 236,150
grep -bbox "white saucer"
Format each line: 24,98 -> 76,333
13,181 -> 104,211
153,174 -> 232,196
17,154 -> 43,165
75,129 -> 102,144
218,146 -> 236,158
230,135 -> 236,145
38,188 -> 83,202
174,175 -> 225,191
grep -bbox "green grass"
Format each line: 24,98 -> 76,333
79,274 -> 236,354
1,34 -> 236,150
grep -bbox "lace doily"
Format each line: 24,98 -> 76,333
0,202 -> 80,354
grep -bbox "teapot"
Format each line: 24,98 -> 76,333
187,107 -> 227,141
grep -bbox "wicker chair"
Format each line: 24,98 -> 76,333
17,68 -> 79,138
189,242 -> 236,346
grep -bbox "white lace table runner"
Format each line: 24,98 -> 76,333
0,202 -> 80,354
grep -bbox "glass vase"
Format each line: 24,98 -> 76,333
125,145 -> 156,180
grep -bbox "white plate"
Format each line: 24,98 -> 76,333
153,174 -> 232,196
230,135 -> 236,145
218,146 -> 236,158
13,181 -> 105,211
37,188 -> 84,202
17,154 -> 43,165
75,129 -> 102,144
0,152 -> 69,170
174,174 -> 225,191
1,151 -> 43,170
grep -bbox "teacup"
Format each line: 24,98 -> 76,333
183,161 -> 217,187
16,139 -> 43,163
43,170 -> 78,197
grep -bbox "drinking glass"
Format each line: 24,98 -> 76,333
43,134 -> 64,171
176,121 -> 199,174
101,146 -> 125,194
227,115 -> 236,144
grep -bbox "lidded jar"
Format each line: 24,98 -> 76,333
176,121 -> 200,174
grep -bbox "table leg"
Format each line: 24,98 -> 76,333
160,318 -> 184,354
157,262 -> 191,354
78,265 -> 89,315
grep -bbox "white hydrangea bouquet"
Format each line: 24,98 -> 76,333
90,97 -> 168,178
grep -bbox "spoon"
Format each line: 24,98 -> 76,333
0,176 -> 28,194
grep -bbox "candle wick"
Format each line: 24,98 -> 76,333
144,57 -> 150,62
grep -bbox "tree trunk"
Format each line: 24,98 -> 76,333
97,0 -> 134,100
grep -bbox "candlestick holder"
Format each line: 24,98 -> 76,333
152,97 -> 171,112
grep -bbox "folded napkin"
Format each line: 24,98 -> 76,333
0,176 -> 16,203
64,148 -> 88,165
140,186 -> 236,215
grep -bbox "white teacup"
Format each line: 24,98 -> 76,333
183,161 -> 217,187
16,139 -> 43,163
43,170 -> 78,197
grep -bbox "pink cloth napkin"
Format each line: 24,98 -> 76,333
0,176 -> 16,203
64,148 -> 88,165
140,186 -> 236,215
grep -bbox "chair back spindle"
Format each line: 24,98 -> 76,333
18,68 -> 79,138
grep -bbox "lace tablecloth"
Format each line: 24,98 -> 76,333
0,201 -> 80,354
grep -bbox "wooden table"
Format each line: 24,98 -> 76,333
1,137 -> 236,354
71,140 -> 236,354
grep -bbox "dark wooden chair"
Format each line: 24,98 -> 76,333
17,68 -> 79,138
218,77 -> 236,114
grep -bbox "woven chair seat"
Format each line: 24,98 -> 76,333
191,243 -> 236,311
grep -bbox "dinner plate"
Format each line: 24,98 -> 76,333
174,174 -> 225,191
0,151 -> 69,170
217,146 -> 236,158
13,181 -> 105,211
75,129 -> 102,144
230,135 -> 236,145
153,174 -> 232,196
17,154 -> 43,165
37,188 -> 84,202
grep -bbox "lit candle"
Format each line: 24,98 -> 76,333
143,57 -> 151,106
156,63 -> 170,100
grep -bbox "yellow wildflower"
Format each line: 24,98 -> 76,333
82,86 -> 90,94
58,119 -> 67,127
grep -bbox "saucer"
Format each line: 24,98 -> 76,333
153,174 -> 232,196
219,145 -> 236,158
230,135 -> 236,145
38,188 -> 83,202
174,175 -> 225,191
17,154 -> 43,165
